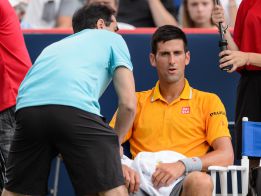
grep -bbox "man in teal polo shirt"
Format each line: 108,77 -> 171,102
2,4 -> 136,196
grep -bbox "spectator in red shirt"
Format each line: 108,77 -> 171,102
0,0 -> 31,172
212,1 -> 261,194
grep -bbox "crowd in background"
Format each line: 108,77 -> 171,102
8,0 -> 241,30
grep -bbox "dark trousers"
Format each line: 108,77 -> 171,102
234,70 -> 261,196
234,71 -> 261,159
0,106 -> 16,160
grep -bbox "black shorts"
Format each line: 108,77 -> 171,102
5,105 -> 124,195
234,70 -> 261,159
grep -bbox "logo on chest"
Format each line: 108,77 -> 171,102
181,106 -> 190,114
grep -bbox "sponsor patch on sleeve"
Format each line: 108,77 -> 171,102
210,111 -> 226,117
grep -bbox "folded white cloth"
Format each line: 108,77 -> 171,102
122,151 -> 186,196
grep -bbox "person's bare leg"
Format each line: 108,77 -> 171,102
1,189 -> 28,196
181,171 -> 213,196
98,185 -> 128,196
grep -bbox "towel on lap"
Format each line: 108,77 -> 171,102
122,151 -> 186,196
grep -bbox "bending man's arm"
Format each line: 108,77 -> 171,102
147,0 -> 178,27
113,67 -> 137,144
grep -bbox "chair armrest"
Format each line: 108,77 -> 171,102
208,166 -> 228,171
227,165 -> 247,171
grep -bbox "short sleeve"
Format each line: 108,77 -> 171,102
205,94 -> 231,145
109,34 -> 133,75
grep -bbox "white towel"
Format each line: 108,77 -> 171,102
122,151 -> 186,196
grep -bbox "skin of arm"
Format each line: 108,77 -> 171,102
147,0 -> 178,26
246,53 -> 261,67
113,67 -> 137,144
200,137 -> 234,170
212,6 -> 261,72
212,5 -> 238,50
151,137 -> 233,188
109,85 -> 139,193
211,4 -> 261,72
56,16 -> 72,28
228,0 -> 238,27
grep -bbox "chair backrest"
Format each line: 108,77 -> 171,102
242,118 -> 261,157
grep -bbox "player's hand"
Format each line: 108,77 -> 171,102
152,161 -> 185,189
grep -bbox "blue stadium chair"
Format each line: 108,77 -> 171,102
209,117 -> 261,196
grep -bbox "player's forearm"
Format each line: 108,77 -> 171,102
198,137 -> 234,170
147,0 -> 178,26
200,148 -> 234,171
